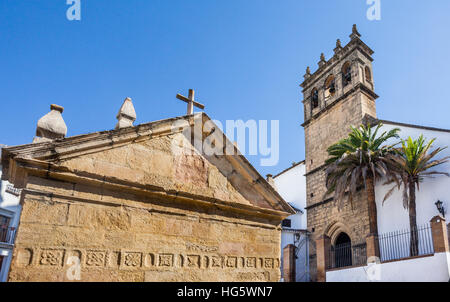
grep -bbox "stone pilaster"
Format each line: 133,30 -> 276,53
430,216 -> 449,253
366,234 -> 380,259
283,244 -> 296,282
316,235 -> 330,282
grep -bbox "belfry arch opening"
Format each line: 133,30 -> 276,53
342,62 -> 352,87
311,88 -> 319,109
324,75 -> 336,100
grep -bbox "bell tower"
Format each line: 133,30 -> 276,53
300,25 -> 378,280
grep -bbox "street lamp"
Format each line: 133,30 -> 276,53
435,200 -> 445,218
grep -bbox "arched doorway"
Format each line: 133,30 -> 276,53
334,232 -> 352,268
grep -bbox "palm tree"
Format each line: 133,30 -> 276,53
383,135 -> 450,256
325,123 -> 400,236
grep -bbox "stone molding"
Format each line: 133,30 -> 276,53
301,83 -> 378,128
14,245 -> 280,271
430,216 -> 449,253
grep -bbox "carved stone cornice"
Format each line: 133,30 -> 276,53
13,157 -> 290,222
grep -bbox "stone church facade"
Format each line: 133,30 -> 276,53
300,25 -> 378,280
1,105 -> 294,282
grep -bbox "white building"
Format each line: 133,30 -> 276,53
0,145 -> 22,282
327,120 -> 450,281
375,120 -> 450,234
270,161 -> 310,282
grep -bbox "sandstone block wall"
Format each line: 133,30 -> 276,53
304,91 -> 375,240
9,175 -> 282,282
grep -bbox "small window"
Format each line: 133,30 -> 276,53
311,88 -> 319,109
282,219 -> 292,228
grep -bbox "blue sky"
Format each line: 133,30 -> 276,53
1,0 -> 450,177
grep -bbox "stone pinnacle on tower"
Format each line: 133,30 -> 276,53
350,24 -> 361,40
304,66 -> 311,79
318,53 -> 326,68
334,39 -> 343,54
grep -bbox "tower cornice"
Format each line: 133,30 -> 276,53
301,83 -> 378,128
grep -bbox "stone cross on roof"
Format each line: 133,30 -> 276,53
176,89 -> 205,115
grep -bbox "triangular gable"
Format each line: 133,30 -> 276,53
2,113 -> 294,216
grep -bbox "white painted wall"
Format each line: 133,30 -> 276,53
273,162 -> 309,281
327,252 -> 450,282
273,163 -> 307,229
0,161 -> 22,282
375,123 -> 450,235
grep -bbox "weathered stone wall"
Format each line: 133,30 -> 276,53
304,92 -> 376,281
60,135 -> 252,207
9,175 -> 282,282
304,92 -> 376,206
304,91 -> 374,212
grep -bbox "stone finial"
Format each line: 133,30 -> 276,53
334,39 -> 343,55
318,53 -> 326,68
304,66 -> 311,79
350,24 -> 361,39
115,97 -> 136,130
33,104 -> 67,143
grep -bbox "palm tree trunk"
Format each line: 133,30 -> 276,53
365,175 -> 378,236
408,181 -> 419,257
